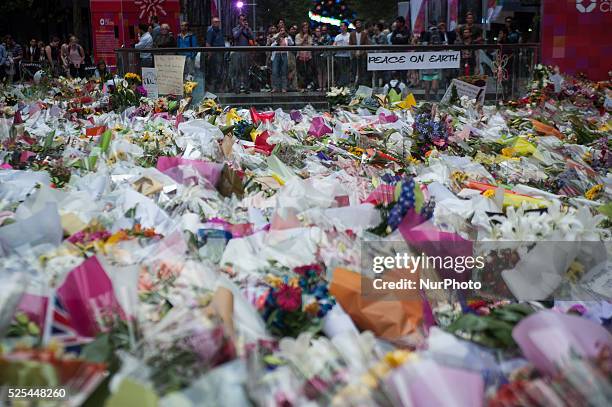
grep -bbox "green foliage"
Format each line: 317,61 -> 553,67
446,303 -> 533,349
0,0 -> 33,14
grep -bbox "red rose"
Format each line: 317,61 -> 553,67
274,284 -> 302,312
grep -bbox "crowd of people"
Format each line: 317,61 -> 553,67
0,33 -> 105,83
1,11 -> 524,99
201,11 -> 523,96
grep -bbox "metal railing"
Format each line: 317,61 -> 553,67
115,43 -> 540,104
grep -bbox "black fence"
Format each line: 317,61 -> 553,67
109,43 -> 539,104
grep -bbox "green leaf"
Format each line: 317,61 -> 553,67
106,378 -> 159,407
394,182 -> 401,201
414,182 -> 424,213
81,333 -> 112,363
43,131 -> 55,151
99,129 -> 113,154
598,203 -> 612,219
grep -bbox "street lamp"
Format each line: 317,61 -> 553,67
236,1 -> 257,31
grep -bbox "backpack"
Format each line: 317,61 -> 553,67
386,81 -> 403,104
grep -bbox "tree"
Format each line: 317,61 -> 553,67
256,0 -> 311,29
309,0 -> 357,26
0,0 -> 33,14
73,0 -> 82,40
349,0 -> 397,26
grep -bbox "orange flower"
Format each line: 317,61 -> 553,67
157,262 -> 182,280
106,230 -> 129,245
304,301 -> 320,316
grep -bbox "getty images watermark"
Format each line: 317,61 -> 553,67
371,252 -> 485,291
360,240 -> 610,302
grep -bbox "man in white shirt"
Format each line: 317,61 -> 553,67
135,23 -> 154,67
333,22 -> 351,86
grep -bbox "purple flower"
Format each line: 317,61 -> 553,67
136,85 -> 148,97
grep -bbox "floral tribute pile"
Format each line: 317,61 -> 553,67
0,68 -> 610,406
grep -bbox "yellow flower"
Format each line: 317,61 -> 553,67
360,372 -> 379,388
585,184 -> 603,200
406,156 -> 420,165
124,73 -> 141,83
226,108 -> 241,125
270,173 -> 285,186
566,261 -> 585,283
501,147 -> 516,157
383,350 -> 412,368
183,81 -> 198,95
266,275 -> 282,288
483,189 -> 496,199
451,170 -> 468,183
348,147 -> 365,156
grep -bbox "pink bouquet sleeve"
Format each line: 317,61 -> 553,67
386,359 -> 484,407
308,117 -> 332,138
513,310 -> 612,376
56,256 -> 125,338
156,156 -> 223,186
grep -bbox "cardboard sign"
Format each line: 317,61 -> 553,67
441,79 -> 487,105
141,67 -> 158,98
154,55 -> 186,96
367,51 -> 460,71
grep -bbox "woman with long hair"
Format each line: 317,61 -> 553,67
67,36 -> 85,78
295,22 -> 314,91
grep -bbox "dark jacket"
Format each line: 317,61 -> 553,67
349,30 -> 368,46
390,27 -> 411,45
439,31 -> 457,45
420,30 -> 456,45
206,26 -> 225,47
154,33 -> 176,48
24,45 -> 41,62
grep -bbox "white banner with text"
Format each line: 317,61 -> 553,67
367,51 -> 460,71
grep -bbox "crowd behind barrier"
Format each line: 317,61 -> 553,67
2,12 -> 536,101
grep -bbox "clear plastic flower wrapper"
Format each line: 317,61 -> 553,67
1,66 -> 612,404
246,331 -> 397,406
110,304 -> 236,397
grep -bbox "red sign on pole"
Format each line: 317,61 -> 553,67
90,0 -> 181,68
541,0 -> 612,80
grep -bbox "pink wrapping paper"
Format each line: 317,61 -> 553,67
399,210 -> 473,256
206,218 -> 254,238
56,256 -> 125,337
513,310 -> 612,376
16,293 -> 49,327
363,184 -> 395,205
20,151 -> 36,163
387,360 -> 484,407
270,209 -> 301,230
378,112 -> 398,123
398,210 -> 473,281
308,116 -> 332,138
156,156 -> 223,186
152,112 -> 172,121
